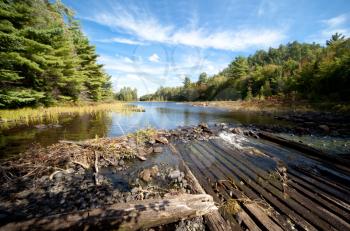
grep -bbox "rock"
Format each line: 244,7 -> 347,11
153,146 -> 163,153
137,147 -> 146,156
168,170 -> 181,179
150,165 -> 159,175
118,160 -> 125,166
230,127 -> 243,134
319,124 -> 330,132
156,137 -> 168,144
34,124 -> 47,129
53,172 -> 64,180
139,169 -> 152,182
66,168 -> 75,174
199,123 -> 208,129
146,147 -> 154,154
131,187 -> 140,194
139,165 -> 159,183
136,155 -> 147,161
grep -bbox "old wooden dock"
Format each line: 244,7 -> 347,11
171,135 -> 350,231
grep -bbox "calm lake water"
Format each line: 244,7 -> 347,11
0,102 -> 285,158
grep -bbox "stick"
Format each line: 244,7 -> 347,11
59,140 -> 100,149
71,161 -> 90,169
94,151 -> 100,186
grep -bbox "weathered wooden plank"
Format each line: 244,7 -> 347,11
288,168 -> 350,204
287,170 -> 350,211
0,194 -> 216,231
213,139 -> 350,221
208,140 -> 343,230
184,144 -> 261,231
192,142 -> 295,231
195,141 -> 320,231
289,180 -> 350,221
192,145 -> 291,230
169,144 -> 234,231
257,132 -> 350,172
208,140 -> 350,230
294,165 -> 350,194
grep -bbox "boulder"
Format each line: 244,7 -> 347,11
139,169 -> 152,182
319,124 -> 330,132
139,165 -> 159,182
156,137 -> 168,144
168,170 -> 181,179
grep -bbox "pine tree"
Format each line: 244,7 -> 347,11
0,0 -> 112,108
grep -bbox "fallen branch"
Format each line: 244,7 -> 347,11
49,170 -> 62,180
0,194 -> 216,231
94,151 -> 100,186
71,161 -> 90,170
59,140 -> 100,149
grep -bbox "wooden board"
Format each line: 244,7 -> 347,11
174,137 -> 350,231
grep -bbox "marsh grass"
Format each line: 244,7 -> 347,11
128,127 -> 158,145
0,102 -> 144,129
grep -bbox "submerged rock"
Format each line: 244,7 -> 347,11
34,124 -> 47,129
319,124 -> 330,132
139,165 -> 159,182
153,146 -> 163,153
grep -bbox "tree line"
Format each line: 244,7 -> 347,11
0,0 -> 113,108
115,87 -> 137,101
140,33 -> 350,103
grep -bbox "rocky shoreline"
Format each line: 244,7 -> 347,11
0,124 -> 219,230
0,121 -> 349,230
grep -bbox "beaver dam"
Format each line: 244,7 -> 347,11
0,123 -> 349,230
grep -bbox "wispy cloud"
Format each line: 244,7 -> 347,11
96,37 -> 146,45
98,53 -> 227,95
322,14 -> 347,28
257,0 -> 278,16
87,5 -> 286,51
311,14 -> 350,43
148,53 -> 160,62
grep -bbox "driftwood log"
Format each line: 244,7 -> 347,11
169,144 -> 233,231
0,194 -> 215,231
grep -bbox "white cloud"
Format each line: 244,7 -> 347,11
98,53 -> 228,96
310,14 -> 350,43
87,6 -> 286,51
96,37 -> 145,45
322,14 -> 347,28
148,53 -> 160,62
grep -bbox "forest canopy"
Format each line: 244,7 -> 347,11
0,0 -> 113,108
140,33 -> 350,103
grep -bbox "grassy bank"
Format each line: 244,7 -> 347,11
191,99 -> 350,113
0,102 -> 144,128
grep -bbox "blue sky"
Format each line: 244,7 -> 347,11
62,0 -> 350,96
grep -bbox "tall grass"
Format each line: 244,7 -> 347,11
0,102 -> 144,128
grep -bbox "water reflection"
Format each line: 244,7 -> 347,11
0,102 -> 282,158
